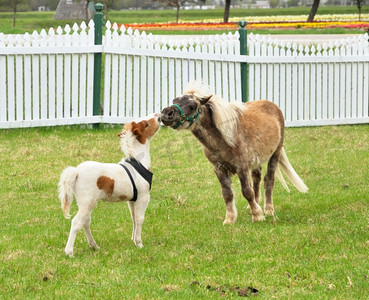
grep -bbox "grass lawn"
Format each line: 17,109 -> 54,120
0,124 -> 368,298
0,6 -> 368,34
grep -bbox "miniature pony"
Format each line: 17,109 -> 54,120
161,82 -> 307,224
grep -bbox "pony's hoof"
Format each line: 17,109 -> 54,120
65,248 -> 74,257
223,218 -> 236,225
264,207 -> 274,216
223,212 -> 237,224
252,214 -> 265,222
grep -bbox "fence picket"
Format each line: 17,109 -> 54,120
351,43 -> 358,118
147,34 -> 155,115
363,44 -> 369,118
0,35 -> 5,122
279,43 -> 286,116
48,28 -> 56,120
154,39 -> 161,114
139,32 -> 148,116
103,22 -> 112,118
15,37 -> 23,121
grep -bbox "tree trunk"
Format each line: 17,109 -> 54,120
307,0 -> 320,22
176,5 -> 180,23
223,0 -> 231,23
13,7 -> 16,28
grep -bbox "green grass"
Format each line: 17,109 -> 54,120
0,6 -> 368,34
0,124 -> 368,298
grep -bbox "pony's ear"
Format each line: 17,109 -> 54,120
200,95 -> 212,105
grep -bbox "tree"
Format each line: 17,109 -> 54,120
0,0 -> 28,28
153,0 -> 188,22
356,0 -> 365,21
307,0 -> 320,22
223,0 -> 231,23
152,0 -> 205,23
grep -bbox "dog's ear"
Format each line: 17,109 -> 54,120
132,123 -> 147,144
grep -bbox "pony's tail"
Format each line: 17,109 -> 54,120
277,147 -> 308,193
58,166 -> 78,219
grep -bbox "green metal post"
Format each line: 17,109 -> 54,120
238,20 -> 248,103
93,3 -> 104,128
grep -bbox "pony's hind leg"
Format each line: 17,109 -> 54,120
238,169 -> 264,222
215,168 -> 237,225
264,151 -> 280,216
251,166 -> 262,204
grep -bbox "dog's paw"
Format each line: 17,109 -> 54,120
65,248 -> 74,257
90,244 -> 100,251
135,242 -> 144,248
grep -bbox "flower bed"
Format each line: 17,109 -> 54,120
121,14 -> 369,32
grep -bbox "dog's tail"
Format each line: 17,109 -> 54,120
58,166 -> 78,219
276,147 -> 308,193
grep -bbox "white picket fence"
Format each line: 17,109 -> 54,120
0,20 -> 368,129
0,21 -> 101,128
248,33 -> 369,126
102,21 -> 242,124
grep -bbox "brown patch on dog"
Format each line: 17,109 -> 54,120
119,195 -> 127,200
96,176 -> 115,197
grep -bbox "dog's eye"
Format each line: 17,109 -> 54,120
145,121 -> 149,127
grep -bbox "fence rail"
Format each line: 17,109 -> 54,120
0,18 -> 368,129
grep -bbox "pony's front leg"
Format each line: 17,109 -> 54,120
131,195 -> 150,248
214,168 -> 237,225
238,169 -> 265,222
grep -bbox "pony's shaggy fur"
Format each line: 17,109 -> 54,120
184,81 -> 243,147
162,81 -> 308,224
58,114 -> 161,257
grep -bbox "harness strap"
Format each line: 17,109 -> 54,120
119,163 -> 138,202
126,158 -> 153,189
172,104 -> 202,129
119,158 -> 153,202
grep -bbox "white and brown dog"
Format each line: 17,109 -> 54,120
58,113 -> 161,257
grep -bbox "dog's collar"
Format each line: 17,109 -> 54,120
119,157 -> 153,202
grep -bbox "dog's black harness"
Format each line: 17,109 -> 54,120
119,158 -> 153,202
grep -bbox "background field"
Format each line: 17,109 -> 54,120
0,6 -> 368,34
0,124 -> 368,298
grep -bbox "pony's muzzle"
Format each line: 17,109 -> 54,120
161,107 -> 178,126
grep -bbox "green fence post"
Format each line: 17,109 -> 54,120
238,20 -> 248,103
93,3 -> 104,128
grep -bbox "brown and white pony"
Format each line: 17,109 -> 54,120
161,81 -> 308,224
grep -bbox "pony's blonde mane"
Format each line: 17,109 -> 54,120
183,81 -> 211,99
184,81 -> 243,147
